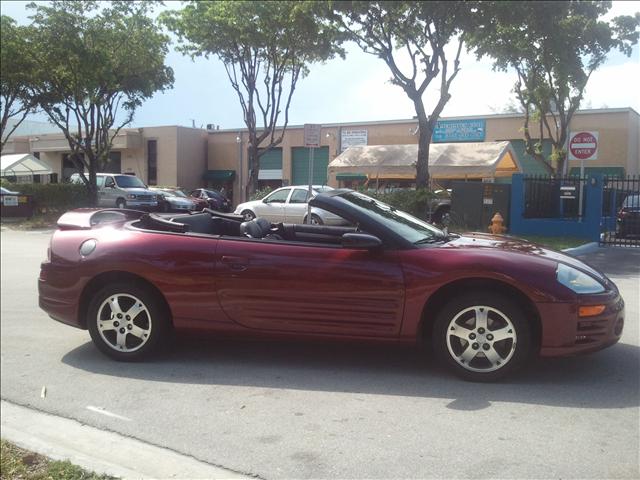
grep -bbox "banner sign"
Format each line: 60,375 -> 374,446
432,119 -> 486,143
341,129 -> 368,152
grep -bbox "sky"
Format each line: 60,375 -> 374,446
2,0 -> 639,130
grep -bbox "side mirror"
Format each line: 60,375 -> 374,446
341,232 -> 382,250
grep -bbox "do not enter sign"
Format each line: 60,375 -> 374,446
569,131 -> 598,160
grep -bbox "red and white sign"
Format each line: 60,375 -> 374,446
303,123 -> 322,148
569,131 -> 598,161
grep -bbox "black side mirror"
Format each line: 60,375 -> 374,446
341,232 -> 382,250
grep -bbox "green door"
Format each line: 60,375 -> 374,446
291,146 -> 329,185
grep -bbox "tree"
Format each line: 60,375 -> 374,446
469,1 -> 640,174
0,16 -> 38,152
26,1 -> 174,203
162,1 -> 344,197
329,1 -> 477,188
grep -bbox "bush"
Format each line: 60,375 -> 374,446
360,188 -> 435,219
250,186 -> 273,201
0,179 -> 90,213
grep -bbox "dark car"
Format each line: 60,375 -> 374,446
189,188 -> 231,212
39,190 -> 624,381
617,194 -> 640,238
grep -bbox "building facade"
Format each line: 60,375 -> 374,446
206,108 -> 639,204
3,125 -> 208,190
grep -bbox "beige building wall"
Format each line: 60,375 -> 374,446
176,127 -> 208,190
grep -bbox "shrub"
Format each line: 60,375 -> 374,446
250,186 -> 273,201
0,180 -> 90,213
360,188 -> 435,219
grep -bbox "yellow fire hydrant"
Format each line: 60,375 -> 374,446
488,212 -> 507,235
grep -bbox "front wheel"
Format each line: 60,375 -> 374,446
432,292 -> 531,381
304,214 -> 323,225
116,199 -> 126,209
87,283 -> 171,361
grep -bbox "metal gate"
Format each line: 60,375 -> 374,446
291,146 -> 329,185
450,182 -> 511,231
601,175 -> 640,247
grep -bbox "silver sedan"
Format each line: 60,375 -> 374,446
234,186 -> 348,225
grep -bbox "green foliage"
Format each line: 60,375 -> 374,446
360,188 -> 435,219
162,1 -> 345,196
0,15 -> 38,150
328,1 -> 478,188
0,179 -> 90,212
250,186 -> 274,201
468,1 -> 640,173
24,1 -> 174,202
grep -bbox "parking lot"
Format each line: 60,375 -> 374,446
1,227 -> 639,479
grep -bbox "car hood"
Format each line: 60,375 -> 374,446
166,196 -> 193,205
445,232 -> 608,283
124,188 -> 155,194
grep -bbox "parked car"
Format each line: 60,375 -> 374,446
150,188 -> 197,213
0,186 -> 19,195
70,173 -> 158,210
234,185 -> 347,225
189,188 -> 231,212
39,189 -> 624,381
617,194 -> 640,238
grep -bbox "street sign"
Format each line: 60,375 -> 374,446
304,124 -> 322,148
560,185 -> 576,199
569,131 -> 598,161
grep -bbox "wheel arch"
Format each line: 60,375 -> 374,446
78,271 -> 173,329
418,277 -> 542,352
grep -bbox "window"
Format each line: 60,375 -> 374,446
96,176 -> 105,188
62,153 -> 84,181
103,151 -> 121,173
147,140 -> 157,185
104,176 -> 115,188
289,188 -> 309,204
264,188 -> 290,203
114,175 -> 146,188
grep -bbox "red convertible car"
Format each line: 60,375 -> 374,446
39,190 -> 625,381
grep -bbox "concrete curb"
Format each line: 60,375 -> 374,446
1,400 -> 253,480
562,242 -> 601,256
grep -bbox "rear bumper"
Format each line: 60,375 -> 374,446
539,291 -> 624,357
38,262 -> 86,329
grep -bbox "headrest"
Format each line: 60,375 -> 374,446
240,221 -> 263,238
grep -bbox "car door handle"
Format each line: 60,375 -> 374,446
220,256 -> 248,272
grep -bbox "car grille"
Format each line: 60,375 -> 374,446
575,318 -> 610,344
136,195 -> 155,201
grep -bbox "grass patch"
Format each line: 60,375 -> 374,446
511,235 -> 587,250
0,439 -> 115,480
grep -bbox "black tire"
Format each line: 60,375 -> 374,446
241,210 -> 255,221
304,214 -> 323,225
87,282 -> 171,361
116,198 -> 126,209
431,206 -> 450,225
160,201 -> 170,213
432,291 -> 531,382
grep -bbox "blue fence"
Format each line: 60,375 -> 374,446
510,174 -> 603,241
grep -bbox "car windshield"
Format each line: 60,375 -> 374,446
114,175 -> 146,189
161,189 -> 187,198
339,191 -> 445,244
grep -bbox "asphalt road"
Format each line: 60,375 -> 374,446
1,227 -> 639,479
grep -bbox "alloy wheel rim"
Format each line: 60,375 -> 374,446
243,212 -> 254,221
97,294 -> 152,353
446,305 -> 517,373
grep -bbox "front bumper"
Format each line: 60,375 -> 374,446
539,291 -> 625,357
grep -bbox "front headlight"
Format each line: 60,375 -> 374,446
127,194 -> 137,199
556,264 -> 605,294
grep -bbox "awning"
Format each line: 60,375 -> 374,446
1,154 -> 53,176
336,173 -> 367,181
569,167 -> 625,178
202,170 -> 235,181
328,141 -> 521,180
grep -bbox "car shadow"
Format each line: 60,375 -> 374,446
61,335 -> 640,410
578,248 -> 640,278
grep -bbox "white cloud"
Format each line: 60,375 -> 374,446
583,61 -> 640,110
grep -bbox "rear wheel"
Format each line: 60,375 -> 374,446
87,283 -> 170,361
432,291 -> 531,381
241,210 -> 255,221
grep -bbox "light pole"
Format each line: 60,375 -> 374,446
236,132 -> 243,203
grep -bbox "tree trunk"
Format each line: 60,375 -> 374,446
87,156 -> 98,207
416,123 -> 431,188
246,143 -> 260,198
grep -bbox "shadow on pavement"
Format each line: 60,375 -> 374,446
62,336 -> 640,410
